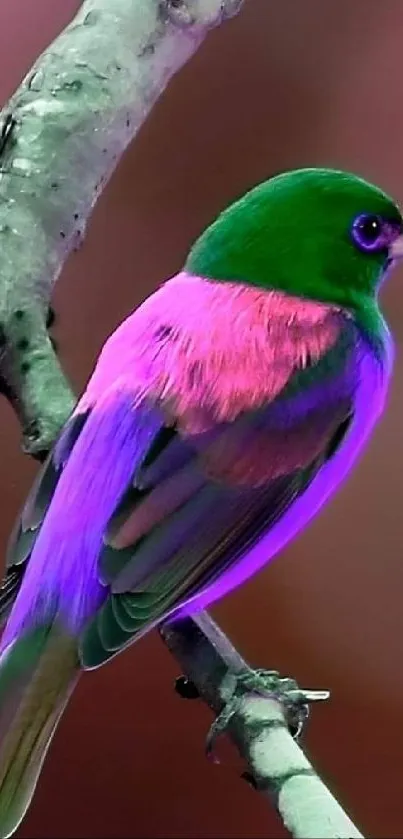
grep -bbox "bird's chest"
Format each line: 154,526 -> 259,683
145,297 -> 343,434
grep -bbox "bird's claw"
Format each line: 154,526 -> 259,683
206,667 -> 329,762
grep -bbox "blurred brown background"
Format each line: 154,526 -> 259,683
0,0 -> 402,836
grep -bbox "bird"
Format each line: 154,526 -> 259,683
0,166 -> 401,836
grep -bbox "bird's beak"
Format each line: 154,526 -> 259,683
389,235 -> 403,260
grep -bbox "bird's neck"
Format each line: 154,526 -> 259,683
350,297 -> 393,372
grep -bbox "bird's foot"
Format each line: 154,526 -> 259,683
206,667 -> 329,761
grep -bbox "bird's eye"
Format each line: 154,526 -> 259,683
351,213 -> 390,253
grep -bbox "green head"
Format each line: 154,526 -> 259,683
186,168 -> 403,326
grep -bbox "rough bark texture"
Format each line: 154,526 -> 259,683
0,0 -> 242,455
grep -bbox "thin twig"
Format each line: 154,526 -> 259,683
160,612 -> 364,839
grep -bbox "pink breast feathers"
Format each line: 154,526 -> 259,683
79,271 -> 343,434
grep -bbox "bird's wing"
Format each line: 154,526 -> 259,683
2,310 -> 363,667
0,412 -> 90,627
78,317 -> 360,667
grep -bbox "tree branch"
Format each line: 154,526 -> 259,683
160,613 -> 364,839
0,1 -> 366,837
0,0 -> 242,456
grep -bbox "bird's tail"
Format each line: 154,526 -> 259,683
0,622 -> 79,838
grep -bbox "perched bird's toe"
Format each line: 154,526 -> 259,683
205,667 -> 330,760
